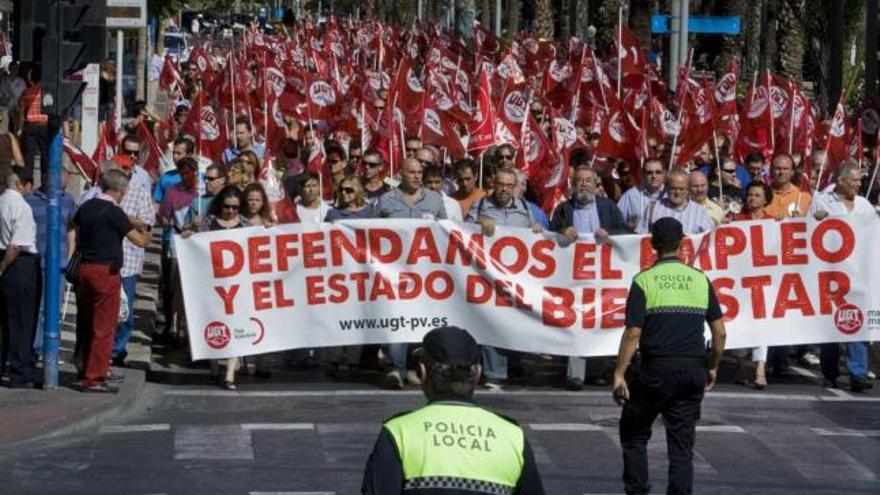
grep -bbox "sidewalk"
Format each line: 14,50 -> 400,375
0,237 -> 161,448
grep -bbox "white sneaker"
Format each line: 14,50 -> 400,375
405,370 -> 422,386
800,352 -> 820,366
868,370 -> 877,380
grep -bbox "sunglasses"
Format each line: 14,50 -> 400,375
222,204 -> 240,210
123,149 -> 140,156
341,187 -> 356,194
499,154 -> 514,160
205,176 -> 223,182
364,161 -> 383,168
722,168 -> 736,174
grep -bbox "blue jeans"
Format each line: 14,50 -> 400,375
112,275 -> 138,361
481,346 -> 508,381
821,341 -> 869,381
388,343 -> 408,374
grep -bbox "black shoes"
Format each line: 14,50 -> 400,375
850,377 -> 874,393
566,377 -> 584,391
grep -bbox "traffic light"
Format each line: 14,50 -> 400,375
13,0 -> 49,62
40,0 -> 106,116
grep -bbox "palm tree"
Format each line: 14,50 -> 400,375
507,0 -> 522,38
535,0 -> 556,38
775,0 -> 806,80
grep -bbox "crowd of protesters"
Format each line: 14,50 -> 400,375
1,14 -> 879,394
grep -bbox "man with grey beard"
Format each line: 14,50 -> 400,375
550,165 -> 630,390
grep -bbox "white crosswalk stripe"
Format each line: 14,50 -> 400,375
174,425 -> 254,460
752,426 -> 877,482
100,424 -> 171,434
811,427 -> 880,437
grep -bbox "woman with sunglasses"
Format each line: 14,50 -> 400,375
325,176 -> 374,221
185,185 -> 250,390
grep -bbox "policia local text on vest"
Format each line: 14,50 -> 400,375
362,326 -> 545,495
612,217 -> 727,495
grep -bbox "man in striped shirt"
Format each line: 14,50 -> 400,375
636,169 -> 714,235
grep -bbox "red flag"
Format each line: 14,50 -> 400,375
64,138 -> 99,183
187,44 -> 215,87
712,59 -> 739,140
821,96 -> 850,187
421,96 -> 465,160
159,54 -> 186,94
517,108 -> 557,183
595,98 -> 641,164
495,81 -> 529,146
542,59 -> 574,110
614,24 -> 645,81
179,92 -> 228,164
303,72 -> 339,123
467,68 -> 498,152
734,77 -> 772,159
674,78 -> 715,167
136,120 -> 172,178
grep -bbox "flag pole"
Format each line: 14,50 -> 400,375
591,49 -> 609,113
788,80 -> 796,155
230,51 -> 238,149
616,4 -> 623,100
712,129 -> 725,211
866,134 -> 880,199
766,70 -> 775,152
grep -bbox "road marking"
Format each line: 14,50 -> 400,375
826,387 -> 853,399
163,389 -> 880,402
174,425 -> 254,460
599,427 -> 717,475
99,424 -> 171,434
789,365 -> 820,379
696,425 -> 746,433
811,427 -> 880,438
249,493 -> 335,495
241,423 -> 315,431
753,426 -> 877,482
249,492 -> 335,495
529,423 -> 603,431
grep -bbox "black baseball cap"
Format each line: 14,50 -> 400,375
651,217 -> 684,246
417,326 -> 480,367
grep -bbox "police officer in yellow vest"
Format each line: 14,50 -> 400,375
362,326 -> 545,494
612,218 -> 726,495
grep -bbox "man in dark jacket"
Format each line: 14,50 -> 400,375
550,165 -> 630,389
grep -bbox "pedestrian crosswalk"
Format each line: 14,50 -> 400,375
96,420 -> 880,485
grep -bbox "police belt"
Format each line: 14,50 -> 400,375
639,355 -> 708,368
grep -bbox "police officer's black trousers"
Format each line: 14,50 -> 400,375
619,362 -> 707,495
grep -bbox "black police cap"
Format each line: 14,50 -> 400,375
650,217 -> 684,246
417,326 -> 480,367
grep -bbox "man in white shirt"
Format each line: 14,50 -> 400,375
810,162 -> 875,392
0,170 -> 40,388
637,169 -> 715,235
617,158 -> 666,231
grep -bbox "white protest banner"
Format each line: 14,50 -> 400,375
174,216 -> 880,360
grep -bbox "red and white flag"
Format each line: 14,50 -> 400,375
467,68 -> 498,152
64,138 -> 99,183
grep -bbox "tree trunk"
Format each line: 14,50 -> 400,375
595,0 -> 624,50
574,0 -> 590,39
717,0 -> 747,75
534,0 -> 556,38
507,0 -> 522,37
629,0 -> 652,49
775,0 -> 806,80
744,0 -> 763,76
481,0 -> 492,26
760,0 -> 779,74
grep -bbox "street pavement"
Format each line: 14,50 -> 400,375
1,357 -> 879,495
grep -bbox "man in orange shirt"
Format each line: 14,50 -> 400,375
452,159 -> 485,215
764,154 -> 811,218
